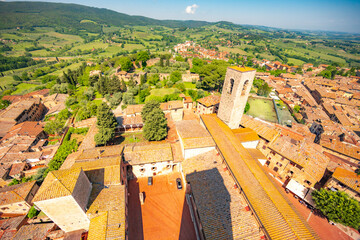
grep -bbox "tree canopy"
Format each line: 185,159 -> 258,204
95,102 -> 117,146
312,189 -> 360,229
141,100 -> 167,141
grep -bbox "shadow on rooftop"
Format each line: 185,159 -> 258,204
185,168 -> 233,240
127,178 -> 144,240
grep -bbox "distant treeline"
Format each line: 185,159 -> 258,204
0,54 -> 42,72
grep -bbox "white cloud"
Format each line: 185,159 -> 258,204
185,4 -> 199,14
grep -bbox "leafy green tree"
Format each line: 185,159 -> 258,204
94,102 -> 117,146
175,55 -> 185,62
141,100 -> 160,122
44,120 -> 64,135
12,75 -> 21,81
244,102 -> 250,113
170,71 -> 182,83
96,103 -> 117,129
57,108 -> 71,121
95,127 -> 115,146
27,206 -> 39,218
122,92 -> 135,105
119,56 -> 132,72
140,74 -> 147,85
109,92 -> 122,108
137,51 -> 150,68
0,99 -> 10,110
142,102 -> 167,141
293,105 -> 301,113
257,82 -> 272,97
21,71 -> 29,81
312,189 -> 360,229
107,76 -> 121,94
148,73 -> 160,86
139,89 -> 150,103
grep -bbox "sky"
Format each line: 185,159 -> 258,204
5,0 -> 360,33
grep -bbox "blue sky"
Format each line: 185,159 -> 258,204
6,0 -> 360,33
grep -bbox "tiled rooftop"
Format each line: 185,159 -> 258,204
232,128 -> 260,142
201,114 -> 319,240
124,142 -> 173,165
32,168 -> 82,202
175,120 -> 215,149
0,181 -> 36,206
12,223 -> 55,240
241,115 -> 279,142
332,167 -> 360,193
182,150 -> 262,239
197,95 -> 221,108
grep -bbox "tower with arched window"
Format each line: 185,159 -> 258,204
217,66 -> 256,129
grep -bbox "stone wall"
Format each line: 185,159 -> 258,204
35,195 -> 90,232
218,68 -> 256,129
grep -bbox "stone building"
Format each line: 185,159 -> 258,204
0,99 -> 46,138
325,167 -> 360,202
33,168 -> 92,232
218,66 -> 256,129
123,142 -> 179,178
0,181 -> 39,216
197,95 -> 220,115
175,120 -> 215,159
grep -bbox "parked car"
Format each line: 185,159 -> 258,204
176,178 -> 182,190
148,176 -> 153,186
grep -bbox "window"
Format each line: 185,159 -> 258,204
305,180 -> 311,186
241,80 -> 249,96
273,167 -> 279,172
151,167 -> 157,171
140,168 -> 145,173
228,78 -> 235,94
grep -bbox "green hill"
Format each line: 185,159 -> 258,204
0,1 -> 211,32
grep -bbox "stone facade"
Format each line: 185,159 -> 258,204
34,170 -> 92,232
325,178 -> 360,202
218,67 -> 256,129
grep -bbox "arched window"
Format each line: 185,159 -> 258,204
241,80 -> 249,96
228,78 -> 235,94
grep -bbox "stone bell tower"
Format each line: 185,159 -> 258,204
217,66 -> 256,129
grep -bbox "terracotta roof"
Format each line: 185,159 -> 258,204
0,181 -> 37,206
125,104 -> 144,115
334,111 -> 353,126
119,115 -> 143,126
268,136 -> 329,183
0,215 -> 26,230
0,99 -> 40,120
240,115 -> 279,142
197,95 -> 220,108
76,145 -> 123,162
320,139 -> 360,161
72,157 -> 121,186
87,185 -> 125,240
160,100 -> 183,110
33,168 -> 82,202
183,96 -> 192,103
2,121 -> 44,141
332,167 -> 360,193
124,142 -> 173,165
232,128 -> 260,142
175,120 -> 215,149
8,163 -> 27,177
201,114 -> 318,240
12,223 -> 56,240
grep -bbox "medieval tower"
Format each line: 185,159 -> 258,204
217,66 -> 256,129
